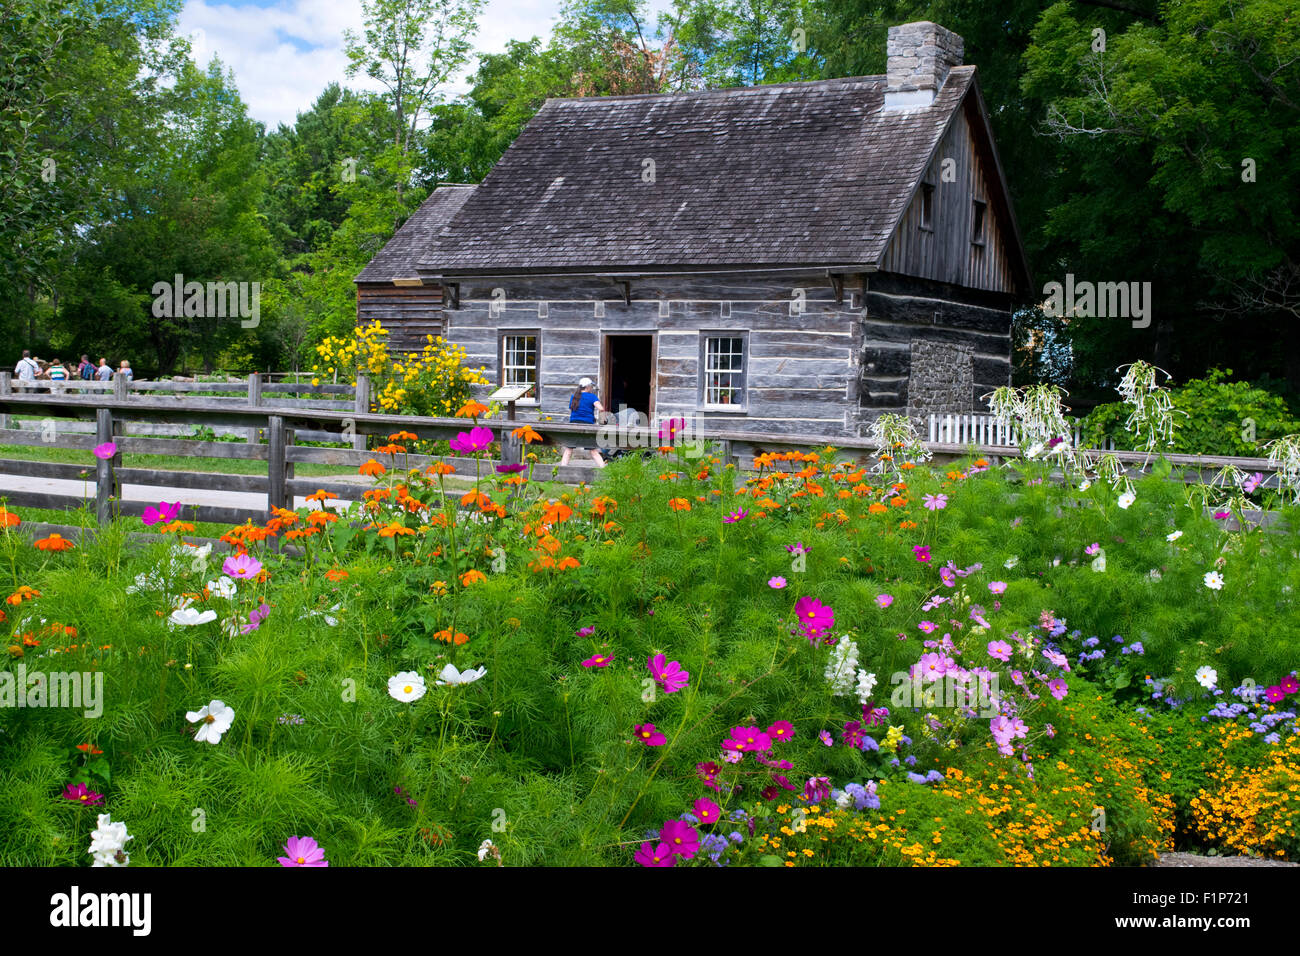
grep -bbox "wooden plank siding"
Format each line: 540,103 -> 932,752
356,283 -> 446,355
878,106 -> 1017,294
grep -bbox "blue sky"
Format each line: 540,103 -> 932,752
177,0 -> 675,129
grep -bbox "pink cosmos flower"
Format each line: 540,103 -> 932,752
693,798 -> 721,824
723,509 -> 748,523
923,493 -> 948,511
648,653 -> 690,693
767,719 -> 794,743
792,596 -> 834,640
62,783 -> 104,806
634,723 -> 667,746
1085,543 -> 1101,556
1213,511 -> 1231,520
862,703 -> 889,725
1043,649 -> 1070,672
987,640 -> 1012,662
660,819 -> 700,858
240,602 -> 272,635
803,776 -> 831,803
1047,678 -> 1068,700
696,762 -> 721,790
875,594 -> 894,608
723,726 -> 772,754
582,653 -> 613,668
989,581 -> 1007,595
916,652 -> 952,681
634,840 -> 676,867
222,553 -> 263,580
1280,676 -> 1299,695
142,501 -> 182,527
449,426 -> 494,455
575,626 -> 596,638
918,621 -> 937,634
721,749 -> 743,764
277,835 -> 328,867
768,576 -> 787,589
818,730 -> 833,747
1265,685 -> 1286,703
912,545 -> 931,563
92,442 -> 118,460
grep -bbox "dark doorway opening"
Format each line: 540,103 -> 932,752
604,334 -> 654,422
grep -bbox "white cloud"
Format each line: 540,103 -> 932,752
178,0 -> 674,129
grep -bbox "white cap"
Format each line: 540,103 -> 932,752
579,377 -> 593,388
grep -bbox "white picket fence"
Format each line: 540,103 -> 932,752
927,413 -> 1115,450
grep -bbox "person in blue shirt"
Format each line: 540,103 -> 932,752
560,377 -> 606,468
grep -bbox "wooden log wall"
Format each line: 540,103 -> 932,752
356,283 -> 446,354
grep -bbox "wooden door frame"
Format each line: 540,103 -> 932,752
600,331 -> 657,422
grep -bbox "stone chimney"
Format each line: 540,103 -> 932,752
884,21 -> 964,111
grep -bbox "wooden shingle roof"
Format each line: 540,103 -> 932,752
414,69 -> 981,276
354,184 -> 476,283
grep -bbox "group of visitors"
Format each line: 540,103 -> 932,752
13,351 -> 132,384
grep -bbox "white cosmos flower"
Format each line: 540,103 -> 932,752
1148,569 -> 1162,581
126,571 -> 164,594
170,607 -> 216,627
388,671 -> 427,703
206,576 -> 237,599
1078,479 -> 1091,491
435,663 -> 487,686
1025,442 -> 1044,459
186,699 -> 235,744
1204,571 -> 1224,591
1004,555 -> 1019,570
1166,530 -> 1183,542
1195,666 -> 1218,689
1118,491 -> 1136,509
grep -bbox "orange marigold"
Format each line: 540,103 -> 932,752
668,497 -> 691,512
456,400 -> 490,418
460,569 -> 486,586
35,533 -> 74,552
359,459 -> 387,478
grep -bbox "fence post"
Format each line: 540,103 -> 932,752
247,372 -> 262,444
267,414 -> 286,513
95,406 -> 120,526
0,372 -> 9,432
353,372 -> 370,452
113,371 -> 129,403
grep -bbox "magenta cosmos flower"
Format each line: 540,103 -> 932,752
722,725 -> 772,754
449,426 -> 494,455
575,626 -> 596,638
1265,685 -> 1286,703
660,819 -> 700,858
92,442 -> 117,460
792,596 -> 834,640
582,652 -> 613,668
875,594 -> 894,608
724,509 -> 748,523
1280,676 -> 1299,695
634,840 -> 676,866
634,723 -> 667,746
913,545 -> 931,563
693,798 -> 721,824
804,776 -> 831,803
142,501 -> 182,527
1047,678 -> 1069,700
818,730 -> 833,746
648,653 -> 690,693
277,835 -> 328,867
62,783 -> 104,806
222,553 -> 263,580
767,719 -> 794,743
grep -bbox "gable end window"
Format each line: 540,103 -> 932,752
700,332 -> 748,409
972,199 -> 987,245
919,182 -> 934,231
500,331 -> 540,401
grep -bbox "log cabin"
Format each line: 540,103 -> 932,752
355,21 -> 1032,439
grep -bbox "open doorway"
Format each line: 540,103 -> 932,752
602,334 -> 655,423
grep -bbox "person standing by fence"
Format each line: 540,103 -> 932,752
118,360 -> 133,382
559,377 -> 606,469
14,351 -> 38,383
95,358 -> 112,381
77,355 -> 92,380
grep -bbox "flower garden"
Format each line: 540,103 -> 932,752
2,391 -> 1299,868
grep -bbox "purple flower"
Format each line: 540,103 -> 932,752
792,596 -> 834,642
1047,678 -> 1069,700
142,501 -> 182,527
875,594 -> 893,609
803,776 -> 831,803
648,653 -> 689,693
1213,511 -> 1231,520
634,840 -> 676,867
240,602 -> 272,635
723,509 -> 748,523
989,581 -> 1007,595
818,730 -> 833,747
1085,543 -> 1100,556
939,565 -> 956,588
1243,472 -> 1263,494
575,626 -> 596,638
92,442 -> 117,460
987,640 -> 1012,662
912,545 -> 931,563
785,542 -> 810,556
450,426 -> 494,455
495,463 -> 527,474
923,493 -> 948,511
277,835 -> 328,867
62,783 -> 104,806
660,819 -> 700,858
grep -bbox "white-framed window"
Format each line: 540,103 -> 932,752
700,332 -> 748,408
500,331 -> 539,398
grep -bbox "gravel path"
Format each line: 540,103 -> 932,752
1153,852 -> 1297,867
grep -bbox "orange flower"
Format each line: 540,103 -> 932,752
556,556 -> 580,571
363,488 -> 392,501
307,510 -> 339,526
899,520 -> 918,530
7,586 -> 41,605
377,522 -> 415,537
389,430 -> 418,442
456,400 -> 490,418
460,569 -> 486,586
76,743 -> 103,755
35,533 -> 74,551
543,502 -> 573,525
324,568 -> 349,582
433,628 -> 470,645
889,496 -> 908,508
359,459 -> 387,478
0,507 -> 19,527
901,462 -> 917,471
306,489 -> 340,503
868,502 -> 888,515
668,497 -> 691,512
591,496 -> 617,516
426,462 -> 456,476
537,533 -> 561,556
375,443 -> 407,455
512,424 -> 542,444
157,521 -> 195,534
